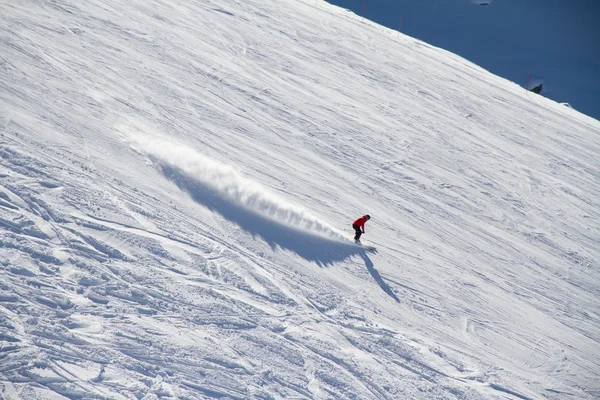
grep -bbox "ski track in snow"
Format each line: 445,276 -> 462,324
1,0 -> 599,399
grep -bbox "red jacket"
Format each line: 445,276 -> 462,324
353,216 -> 368,230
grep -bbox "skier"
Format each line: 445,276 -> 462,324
352,214 -> 370,243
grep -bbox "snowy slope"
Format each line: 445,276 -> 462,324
1,0 -> 599,399
326,0 -> 600,121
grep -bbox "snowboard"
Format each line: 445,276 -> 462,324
355,242 -> 376,251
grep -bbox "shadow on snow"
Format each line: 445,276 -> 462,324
161,164 -> 371,267
361,252 -> 400,303
161,164 -> 397,301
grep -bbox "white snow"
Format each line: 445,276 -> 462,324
1,0 -> 599,399
130,135 -> 346,240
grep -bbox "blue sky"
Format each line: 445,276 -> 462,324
325,0 -> 600,120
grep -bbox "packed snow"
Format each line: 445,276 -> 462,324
1,0 -> 599,399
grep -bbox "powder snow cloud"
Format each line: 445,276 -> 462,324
130,136 -> 346,241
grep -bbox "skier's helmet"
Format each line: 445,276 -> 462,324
365,214 -> 371,220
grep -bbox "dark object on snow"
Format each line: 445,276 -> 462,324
530,83 -> 543,94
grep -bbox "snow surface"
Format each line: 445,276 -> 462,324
1,0 -> 600,399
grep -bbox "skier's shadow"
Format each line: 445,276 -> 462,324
360,252 -> 400,303
160,165 -> 364,267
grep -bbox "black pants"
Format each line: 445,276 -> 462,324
352,224 -> 363,241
